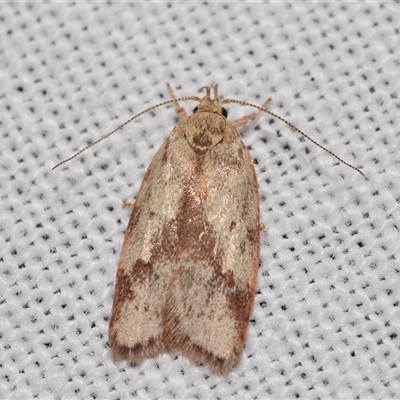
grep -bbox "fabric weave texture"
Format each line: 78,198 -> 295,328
0,2 -> 399,399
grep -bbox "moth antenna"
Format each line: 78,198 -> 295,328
52,95 -> 201,170
222,98 -> 364,176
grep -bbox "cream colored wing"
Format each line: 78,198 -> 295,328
109,113 -> 260,374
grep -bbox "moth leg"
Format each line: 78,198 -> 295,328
122,199 -> 136,208
166,83 -> 190,120
233,97 -> 272,127
260,221 -> 268,232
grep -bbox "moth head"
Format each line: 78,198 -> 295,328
193,85 -> 228,118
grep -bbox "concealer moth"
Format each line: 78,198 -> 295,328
53,84 -> 363,374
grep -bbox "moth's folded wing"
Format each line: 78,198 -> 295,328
162,138 -> 260,374
109,138 -> 184,362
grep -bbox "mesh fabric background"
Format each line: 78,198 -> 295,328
1,2 -> 399,399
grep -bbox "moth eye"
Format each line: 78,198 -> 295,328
193,106 -> 198,114
222,107 -> 228,118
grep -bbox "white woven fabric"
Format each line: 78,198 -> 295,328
1,2 -> 399,399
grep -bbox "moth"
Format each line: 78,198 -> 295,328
109,85 -> 264,374
53,84 -> 363,374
